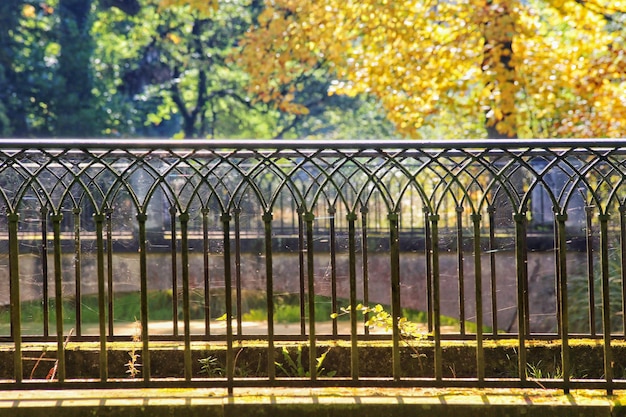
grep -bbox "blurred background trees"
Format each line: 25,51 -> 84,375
0,0 -> 624,139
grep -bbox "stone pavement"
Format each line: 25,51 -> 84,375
0,387 -> 624,417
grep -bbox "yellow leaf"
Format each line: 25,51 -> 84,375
22,4 -> 36,18
167,33 -> 181,45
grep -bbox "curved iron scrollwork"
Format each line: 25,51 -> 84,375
0,139 -> 625,392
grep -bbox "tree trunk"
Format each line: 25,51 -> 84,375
481,0 -> 518,139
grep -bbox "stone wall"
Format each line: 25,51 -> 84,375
0,249 -> 587,333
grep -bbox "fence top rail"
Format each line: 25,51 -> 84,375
1,138 -> 626,151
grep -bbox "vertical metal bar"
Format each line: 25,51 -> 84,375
202,208 -> 211,335
304,211 -> 317,381
234,207 -> 243,336
221,213 -> 234,395
456,206 -> 465,335
514,212 -> 528,385
471,213 -> 484,385
360,206 -> 370,335
105,208 -> 114,338
555,213 -> 570,393
424,208 -> 433,333
620,206 -> 626,338
94,214 -> 108,382
179,212 -> 192,382
169,206 -> 178,336
137,213 -> 150,383
328,206 -> 338,336
598,213 -> 613,395
430,214 -> 442,381
279,194 -> 285,231
298,206 -> 306,336
40,207 -> 49,337
554,217 -> 562,337
488,205 -> 498,335
347,212 -> 359,380
51,214 -> 65,383
522,220 -> 530,338
8,212 -> 22,383
73,208 -> 82,337
388,212 -> 402,381
586,206 -> 596,336
263,212 -> 276,381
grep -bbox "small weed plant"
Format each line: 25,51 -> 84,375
275,346 -> 336,378
332,304 -> 429,368
198,349 -> 254,378
199,355 -> 224,377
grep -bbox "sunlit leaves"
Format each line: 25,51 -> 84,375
22,5 -> 36,18
158,0 -> 219,15
234,0 -> 626,138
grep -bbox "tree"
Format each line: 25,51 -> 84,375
54,0 -> 141,137
5,0 -> 401,139
1,0 -> 141,137
0,0 -> 25,136
54,0 -> 100,136
233,0 -> 626,138
94,0 -> 275,138
1,1 -> 61,137
99,0 -> 397,139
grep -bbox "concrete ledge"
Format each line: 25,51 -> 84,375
0,388 -> 623,417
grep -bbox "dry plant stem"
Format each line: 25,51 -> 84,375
46,328 -> 75,381
125,320 -> 142,378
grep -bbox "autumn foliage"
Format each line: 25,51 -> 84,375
232,0 -> 626,138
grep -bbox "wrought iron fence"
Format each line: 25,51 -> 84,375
0,139 -> 625,393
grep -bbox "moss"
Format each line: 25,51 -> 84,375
2,339 -> 625,381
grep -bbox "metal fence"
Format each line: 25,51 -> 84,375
1,139 -> 625,394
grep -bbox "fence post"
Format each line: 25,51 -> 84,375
263,211 -> 276,381
347,211 -> 359,380
40,207 -> 50,338
221,212 -> 234,395
73,208 -> 82,337
328,205 -> 338,337
234,207 -> 243,336
388,211 -> 402,381
360,206 -> 370,335
456,205 -> 466,335
105,208 -> 114,338
201,208 -> 211,335
169,206 -> 179,337
137,212 -> 151,384
298,206 -> 307,336
513,212 -> 528,386
304,211 -> 317,382
94,213 -> 108,382
621,205 -> 626,338
8,212 -> 22,384
430,214 -> 442,382
599,213 -> 613,395
51,213 -> 65,383
555,213 -> 569,394
180,212 -> 192,382
471,213 -> 484,385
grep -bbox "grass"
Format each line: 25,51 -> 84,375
0,290 -> 463,334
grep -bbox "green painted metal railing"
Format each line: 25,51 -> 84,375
0,139 -> 625,393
